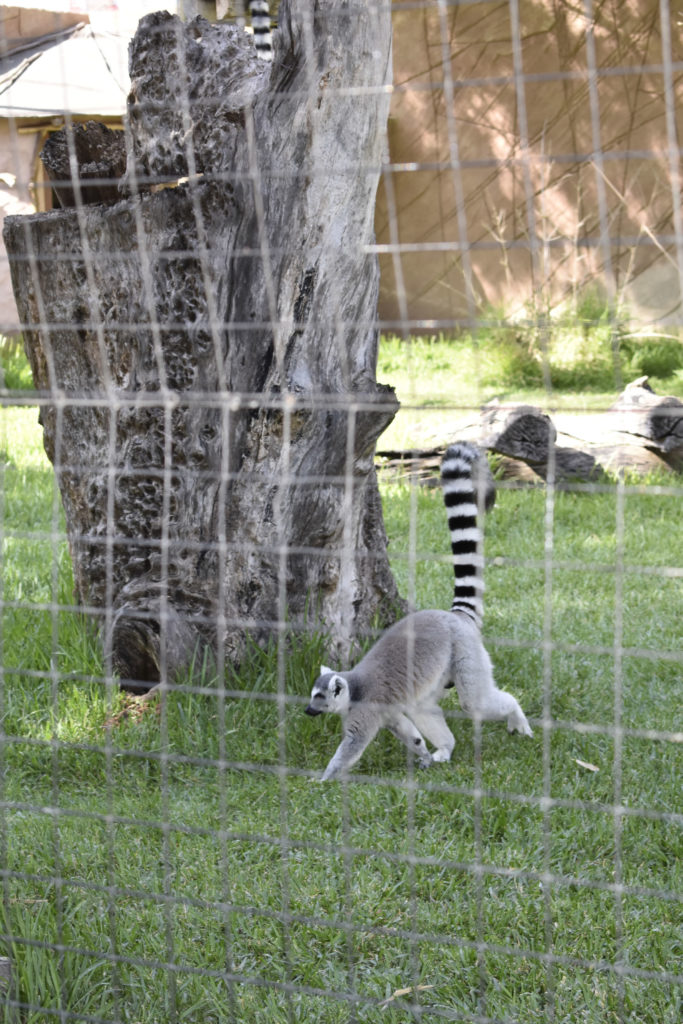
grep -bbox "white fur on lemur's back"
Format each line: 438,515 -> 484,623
441,442 -> 485,626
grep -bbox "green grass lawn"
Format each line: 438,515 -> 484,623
1,326 -> 682,1024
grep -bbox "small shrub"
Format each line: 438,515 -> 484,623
478,330 -> 544,388
0,334 -> 34,390
547,323 -> 624,390
623,335 -> 683,379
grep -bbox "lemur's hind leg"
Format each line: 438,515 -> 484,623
468,687 -> 533,737
387,714 -> 433,768
453,639 -> 533,738
497,691 -> 533,736
409,705 -> 455,762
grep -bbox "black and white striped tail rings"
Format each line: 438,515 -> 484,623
441,442 -> 485,627
248,0 -> 273,61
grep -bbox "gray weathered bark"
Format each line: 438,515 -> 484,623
4,1 -> 402,690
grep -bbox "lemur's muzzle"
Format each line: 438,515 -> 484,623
305,704 -> 322,716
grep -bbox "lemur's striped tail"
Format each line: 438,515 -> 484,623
441,442 -> 486,627
248,1 -> 273,60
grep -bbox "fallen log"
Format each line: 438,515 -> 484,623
483,403 -> 604,483
376,444 -> 496,507
610,377 -> 683,471
379,378 -> 682,485
482,403 -> 556,463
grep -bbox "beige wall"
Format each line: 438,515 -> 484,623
376,0 -> 683,330
0,122 -> 38,333
0,5 -> 85,47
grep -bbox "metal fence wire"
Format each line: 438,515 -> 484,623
0,1 -> 681,1022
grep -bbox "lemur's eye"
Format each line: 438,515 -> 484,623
314,692 -> 323,700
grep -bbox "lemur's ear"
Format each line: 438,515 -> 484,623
320,664 -> 333,676
333,678 -> 344,698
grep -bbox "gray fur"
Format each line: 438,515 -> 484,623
306,443 -> 533,781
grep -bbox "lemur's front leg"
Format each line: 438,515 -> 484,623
320,715 -> 380,781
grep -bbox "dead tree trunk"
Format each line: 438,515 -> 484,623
3,2 -> 402,690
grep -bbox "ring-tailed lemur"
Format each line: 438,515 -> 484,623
305,442 -> 533,781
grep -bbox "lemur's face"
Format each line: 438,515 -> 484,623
305,667 -> 350,716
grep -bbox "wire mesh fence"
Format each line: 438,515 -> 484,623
0,1 -> 681,1022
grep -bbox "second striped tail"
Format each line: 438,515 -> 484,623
248,1 -> 274,61
441,442 -> 486,627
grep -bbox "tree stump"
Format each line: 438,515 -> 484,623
40,122 -> 127,208
4,2 -> 402,690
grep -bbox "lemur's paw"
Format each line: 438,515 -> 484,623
507,713 -> 533,737
431,749 -> 452,763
